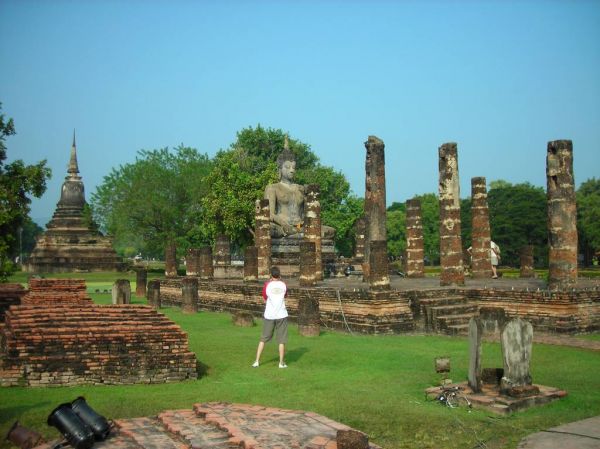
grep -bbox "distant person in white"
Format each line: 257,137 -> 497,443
491,241 -> 500,279
252,266 -> 289,368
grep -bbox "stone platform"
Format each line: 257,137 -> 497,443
425,382 -> 567,415
34,402 -> 381,449
158,275 -> 600,335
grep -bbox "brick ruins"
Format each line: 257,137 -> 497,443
547,139 -> 578,290
255,199 -> 272,279
304,184 -> 323,281
0,279 -> 197,386
405,199 -> 424,278
470,177 -> 492,278
32,402 -> 381,449
25,135 -> 123,273
438,142 -> 465,286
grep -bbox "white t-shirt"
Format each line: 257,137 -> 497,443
490,241 -> 500,266
263,279 -> 288,320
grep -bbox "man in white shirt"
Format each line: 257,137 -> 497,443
491,241 -> 500,278
252,266 -> 288,368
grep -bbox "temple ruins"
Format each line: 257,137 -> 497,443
26,134 -> 123,273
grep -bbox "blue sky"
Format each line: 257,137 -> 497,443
1,0 -> 599,226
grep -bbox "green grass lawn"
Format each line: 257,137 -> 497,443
1,275 -> 600,448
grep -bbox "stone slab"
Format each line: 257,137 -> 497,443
517,415 -> 600,449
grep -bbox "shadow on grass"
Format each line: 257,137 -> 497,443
286,346 -> 309,364
0,402 -> 52,426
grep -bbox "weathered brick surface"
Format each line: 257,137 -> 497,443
199,246 -> 214,280
159,278 -> 415,334
35,403 -> 381,449
300,241 -> 317,287
405,199 -> 424,278
244,246 -> 259,282
165,240 -> 178,277
305,184 -> 323,281
438,143 -> 464,286
23,278 -> 91,304
470,177 -> 492,278
547,139 -> 578,290
0,304 -> 197,386
520,245 -> 535,278
0,283 -> 27,322
255,199 -> 272,279
214,234 -> 231,266
186,248 -> 200,276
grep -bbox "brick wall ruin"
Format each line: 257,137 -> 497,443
24,278 -> 92,304
0,304 -> 197,386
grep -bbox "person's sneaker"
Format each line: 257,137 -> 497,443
252,361 -> 259,368
278,362 -> 287,369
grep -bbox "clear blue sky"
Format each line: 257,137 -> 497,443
1,0 -> 599,226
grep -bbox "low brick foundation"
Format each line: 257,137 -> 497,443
160,278 -> 415,334
0,304 -> 197,386
24,278 -> 91,304
0,283 -> 27,322
159,278 -> 600,335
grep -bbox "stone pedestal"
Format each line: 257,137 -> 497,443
181,277 -> 198,314
438,142 -> 465,286
270,238 -> 336,277
112,279 -> 131,305
468,317 -> 484,393
471,177 -> 492,278
186,248 -> 200,276
369,240 -> 390,291
165,240 -> 178,277
406,199 -> 424,278
304,185 -> 322,281
520,245 -> 535,278
214,234 -> 231,266
199,247 -> 214,281
547,139 -> 577,290
298,295 -> 320,336
299,241 -> 317,287
147,279 -> 161,309
135,268 -> 147,297
255,199 -> 272,280
244,246 -> 258,282
363,136 -> 387,281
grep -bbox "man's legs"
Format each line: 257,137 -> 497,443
254,341 -> 265,365
492,264 -> 498,278
278,343 -> 285,365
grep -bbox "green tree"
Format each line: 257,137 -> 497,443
488,180 -> 547,267
90,145 -> 212,259
199,125 -> 362,254
0,104 -> 51,280
577,178 -> 600,266
387,208 -> 406,258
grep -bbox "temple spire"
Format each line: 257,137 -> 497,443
68,129 -> 79,175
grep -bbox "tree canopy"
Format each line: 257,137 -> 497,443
199,125 -> 362,255
577,178 -> 600,265
90,145 -> 212,258
0,104 -> 51,280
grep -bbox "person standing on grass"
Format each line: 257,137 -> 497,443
253,266 -> 288,368
491,240 -> 501,278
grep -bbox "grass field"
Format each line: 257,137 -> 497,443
1,273 -> 600,449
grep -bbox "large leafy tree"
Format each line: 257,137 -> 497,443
416,193 -> 440,265
487,180 -> 547,267
0,104 -> 51,280
90,146 -> 212,259
199,125 -> 362,254
577,178 -> 600,266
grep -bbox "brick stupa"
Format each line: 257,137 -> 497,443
25,133 -> 124,273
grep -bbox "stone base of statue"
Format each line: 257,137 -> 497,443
271,238 -> 336,277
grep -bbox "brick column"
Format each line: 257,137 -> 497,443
181,277 -> 198,314
214,234 -> 231,266
353,216 -> 366,264
165,240 -> 178,277
186,248 -> 200,276
199,247 -> 214,281
470,177 -> 492,278
298,295 -> 320,337
438,142 -> 465,286
369,240 -> 390,290
135,268 -> 147,297
147,279 -> 161,309
363,136 -> 387,282
304,184 -> 322,281
547,140 -> 577,290
520,245 -> 535,278
406,198 -> 424,278
243,246 -> 258,282
255,199 -> 271,280
299,241 -> 317,287
111,279 -> 131,305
